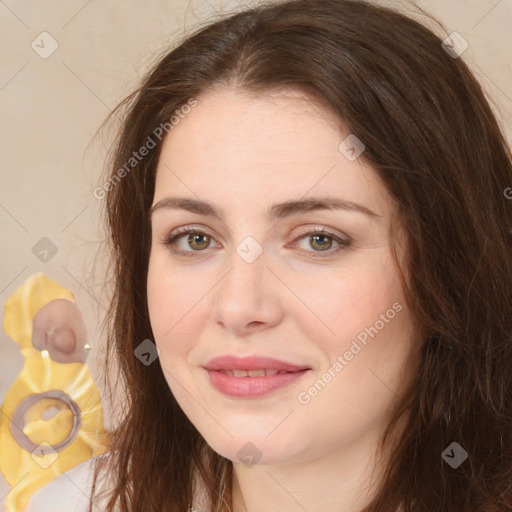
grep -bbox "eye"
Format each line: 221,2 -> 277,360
292,226 -> 351,256
161,226 -> 351,257
162,228 -> 217,256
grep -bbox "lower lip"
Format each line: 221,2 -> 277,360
206,369 -> 310,397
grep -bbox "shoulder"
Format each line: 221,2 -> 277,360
25,454 -> 111,512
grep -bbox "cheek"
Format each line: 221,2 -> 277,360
296,254 -> 404,348
147,271 -> 168,341
147,252 -> 187,335
147,259 -> 181,353
146,257 -> 205,367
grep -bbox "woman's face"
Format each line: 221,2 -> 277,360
147,87 -> 420,466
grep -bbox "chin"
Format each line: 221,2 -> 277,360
200,429 -> 307,467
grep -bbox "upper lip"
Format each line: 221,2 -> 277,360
204,355 -> 310,372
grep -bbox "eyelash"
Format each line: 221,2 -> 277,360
161,226 -> 351,258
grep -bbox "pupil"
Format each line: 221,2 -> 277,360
191,234 -> 207,249
312,235 -> 330,250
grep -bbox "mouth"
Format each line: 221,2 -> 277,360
215,368 -> 295,377
203,355 -> 311,397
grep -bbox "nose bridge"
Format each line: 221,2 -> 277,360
218,239 -> 268,304
212,237 -> 283,332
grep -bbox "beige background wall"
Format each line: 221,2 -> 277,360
1,0 -> 511,505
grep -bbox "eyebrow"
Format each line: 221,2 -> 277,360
149,196 -> 381,221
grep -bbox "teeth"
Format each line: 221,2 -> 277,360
247,369 -> 266,377
219,369 -> 288,377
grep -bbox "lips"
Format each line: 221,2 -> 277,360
203,355 -> 311,398
204,355 -> 310,372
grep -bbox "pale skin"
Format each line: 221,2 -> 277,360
147,87 -> 422,512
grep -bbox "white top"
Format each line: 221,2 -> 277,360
25,455 -> 109,512
23,453 -> 210,512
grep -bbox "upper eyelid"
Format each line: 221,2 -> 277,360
165,224 -> 348,242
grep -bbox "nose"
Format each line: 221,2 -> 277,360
211,246 -> 285,337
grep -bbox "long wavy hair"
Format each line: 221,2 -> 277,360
89,1 -> 512,510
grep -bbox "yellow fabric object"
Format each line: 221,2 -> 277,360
0,272 -> 109,512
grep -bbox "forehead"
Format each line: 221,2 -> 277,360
159,87 -> 346,165
153,87 -> 394,221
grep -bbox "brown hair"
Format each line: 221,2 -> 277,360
89,0 -> 512,510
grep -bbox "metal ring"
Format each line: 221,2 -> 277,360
9,390 -> 82,454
